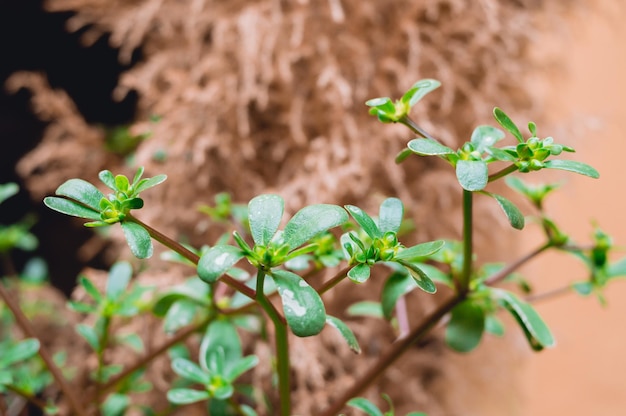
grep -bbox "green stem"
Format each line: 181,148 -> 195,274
398,115 -> 435,140
320,294 -> 464,416
316,266 -> 350,295
5,384 -> 48,411
96,316 -> 112,388
488,164 -> 517,182
460,190 -> 473,292
256,270 -> 290,416
127,215 -> 256,300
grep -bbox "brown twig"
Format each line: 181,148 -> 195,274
485,242 -> 552,286
0,282 -> 88,416
88,315 -> 213,402
320,294 -> 464,416
525,285 -> 572,304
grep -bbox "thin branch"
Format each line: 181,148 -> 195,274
398,115 -> 436,140
89,315 -> 213,402
485,242 -> 552,286
320,294 -> 464,416
488,164 -> 518,182
0,282 -> 88,416
127,215 -> 256,300
526,285 -> 572,304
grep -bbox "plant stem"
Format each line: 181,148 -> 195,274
526,285 -> 572,304
485,242 -> 552,286
460,190 -> 473,292
320,294 -> 464,416
399,115 -> 435,140
0,282 -> 87,416
89,315 -> 213,402
6,385 -> 48,411
316,266 -> 350,295
96,316 -> 112,392
488,164 -> 518,182
256,270 -> 290,416
127,215 -> 256,300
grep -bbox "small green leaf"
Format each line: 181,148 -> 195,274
101,393 -> 130,416
271,270 -> 326,337
347,397 -> 384,416
394,240 -> 445,261
76,324 -> 100,352
117,333 -> 144,353
79,275 -> 103,302
167,388 -> 211,405
344,205 -> 381,239
200,320 -> 242,372
172,358 -> 210,384
0,338 -> 40,367
471,125 -> 505,153
164,300 -> 198,333
398,261 -> 437,294
487,147 -> 517,162
395,148 -> 413,164
44,197 -> 102,220
445,300 -> 485,353
0,183 -> 18,205
106,262 -> 133,299
134,174 -> 167,194
405,79 -> 442,106
121,222 -> 153,259
365,97 -> 394,114
197,245 -> 244,283
543,160 -> 599,178
55,179 -> 105,211
608,257 -> 626,278
456,160 -> 488,191
381,271 -> 417,320
325,315 -> 361,354
572,281 -> 593,296
483,192 -> 525,230
224,355 -> 259,382
346,301 -> 383,319
495,289 -> 555,350
348,263 -> 371,283
378,198 -> 403,233
493,107 -> 524,143
248,194 -> 284,246
485,314 -> 505,337
407,138 -> 455,156
283,204 -> 348,249
98,170 -> 117,191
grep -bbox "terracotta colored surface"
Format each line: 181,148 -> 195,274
524,11 -> 626,415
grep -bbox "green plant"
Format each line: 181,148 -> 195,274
2,79 -> 623,415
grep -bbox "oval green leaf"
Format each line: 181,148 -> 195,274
171,357 -> 210,384
347,263 -> 371,283
325,315 -> 361,354
55,178 -> 105,210
445,300 -> 485,353
1,338 -> 40,367
98,170 -> 117,191
483,192 -> 525,230
224,355 -> 259,382
346,301 -> 383,319
106,261 -> 133,299
76,323 -> 100,352
378,197 -> 403,233
394,240 -> 445,261
0,182 -> 18,205
167,388 -> 210,405
248,194 -> 284,246
197,245 -> 244,283
199,320 -> 242,372
495,289 -> 555,350
347,397 -> 384,416
134,174 -> 167,194
381,271 -> 417,320
543,160 -> 599,179
407,138 -> 455,156
405,78 -> 442,106
456,159 -> 488,191
344,205 -> 381,239
121,221 -> 153,259
397,260 -> 437,294
44,196 -> 102,220
471,125 -> 505,153
164,300 -> 198,333
283,204 -> 348,249
493,107 -> 523,142
271,270 -> 326,337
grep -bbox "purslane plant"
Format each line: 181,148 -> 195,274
1,78 -> 623,416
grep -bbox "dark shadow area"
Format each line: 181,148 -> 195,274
0,0 -> 140,296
